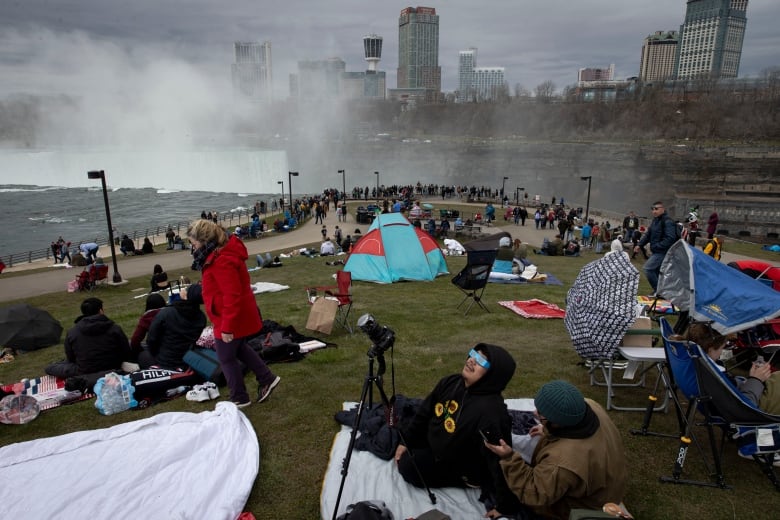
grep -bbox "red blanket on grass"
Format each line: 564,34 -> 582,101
499,299 -> 566,319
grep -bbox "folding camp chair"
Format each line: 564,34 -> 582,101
647,317 -> 733,489
693,342 -> 780,490
451,249 -> 496,315
306,270 -> 353,333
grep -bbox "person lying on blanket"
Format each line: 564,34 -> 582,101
484,380 -> 628,520
394,343 -> 522,518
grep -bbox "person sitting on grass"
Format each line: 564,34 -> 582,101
45,297 -> 132,379
484,380 -> 628,520
150,264 -> 171,292
142,237 -> 155,254
129,293 -> 167,358
320,237 -> 336,256
138,284 -> 207,370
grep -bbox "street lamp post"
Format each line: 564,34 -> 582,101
374,171 -> 380,200
580,176 -> 592,223
338,169 -> 346,200
277,181 -> 285,215
515,186 -> 525,204
87,170 -> 122,283
288,171 -> 299,215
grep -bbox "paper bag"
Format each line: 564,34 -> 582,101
305,297 -> 339,335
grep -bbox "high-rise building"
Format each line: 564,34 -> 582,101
295,58 -> 346,99
458,48 -> 506,102
674,0 -> 749,80
231,41 -> 272,101
458,49 -> 476,102
397,6 -> 441,97
578,64 -> 615,83
364,34 -> 383,72
640,31 -> 679,82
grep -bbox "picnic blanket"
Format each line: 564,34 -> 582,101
498,299 -> 567,319
488,272 -> 563,285
0,375 -> 93,411
0,402 -> 257,519
321,399 -> 536,520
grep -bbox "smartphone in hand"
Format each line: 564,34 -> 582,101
479,429 -> 498,444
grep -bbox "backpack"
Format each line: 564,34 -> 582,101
249,330 -> 304,363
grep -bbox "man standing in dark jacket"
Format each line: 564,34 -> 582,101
394,343 -> 521,518
634,201 -> 677,292
45,297 -> 131,378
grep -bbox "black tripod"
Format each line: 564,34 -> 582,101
331,347 -> 435,520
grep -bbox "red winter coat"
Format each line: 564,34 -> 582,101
201,236 -> 262,339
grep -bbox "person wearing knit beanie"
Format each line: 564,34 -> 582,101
534,380 -> 587,427
484,379 -> 628,519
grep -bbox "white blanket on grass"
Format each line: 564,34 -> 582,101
0,402 -> 259,520
321,398 -> 536,520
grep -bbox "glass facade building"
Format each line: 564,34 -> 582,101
674,0 -> 749,79
231,41 -> 272,101
397,6 -> 441,94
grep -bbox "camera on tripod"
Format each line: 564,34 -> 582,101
357,313 -> 395,358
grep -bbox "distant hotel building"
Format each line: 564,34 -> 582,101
457,48 -> 506,102
640,31 -> 679,82
392,6 -> 441,103
231,41 -> 272,102
578,64 -> 615,83
290,35 -> 386,100
674,0 -> 749,79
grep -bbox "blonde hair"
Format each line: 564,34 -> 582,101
187,219 -> 227,247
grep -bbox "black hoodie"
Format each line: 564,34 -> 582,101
401,343 -> 520,514
146,300 -> 207,369
64,314 -> 131,374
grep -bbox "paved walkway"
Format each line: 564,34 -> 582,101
0,200 -> 774,303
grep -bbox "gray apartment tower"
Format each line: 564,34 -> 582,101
640,31 -> 679,82
231,41 -> 272,101
397,6 -> 441,96
458,48 -> 506,102
674,0 -> 749,79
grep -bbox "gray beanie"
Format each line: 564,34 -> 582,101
534,380 -> 586,427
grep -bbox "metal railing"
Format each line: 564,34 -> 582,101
1,207 -> 287,268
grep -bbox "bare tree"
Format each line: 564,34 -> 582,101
534,80 -> 556,103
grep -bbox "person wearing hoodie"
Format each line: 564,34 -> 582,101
485,380 -> 628,520
394,343 -> 521,519
138,284 -> 207,370
45,297 -> 131,378
187,219 -> 280,408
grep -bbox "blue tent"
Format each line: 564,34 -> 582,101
344,213 -> 449,283
658,241 -> 780,335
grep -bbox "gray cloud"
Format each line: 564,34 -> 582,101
1,0 -> 778,100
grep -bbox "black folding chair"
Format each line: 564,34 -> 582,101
451,249 -> 496,315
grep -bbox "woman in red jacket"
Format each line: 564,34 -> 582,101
187,219 -> 280,408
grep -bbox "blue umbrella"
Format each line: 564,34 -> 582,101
658,241 -> 780,335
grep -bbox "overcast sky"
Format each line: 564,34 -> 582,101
1,0 -> 778,100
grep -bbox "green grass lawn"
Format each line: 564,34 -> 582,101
0,227 -> 775,519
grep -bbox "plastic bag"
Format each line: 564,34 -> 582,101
94,372 -> 137,415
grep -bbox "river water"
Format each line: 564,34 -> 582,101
0,185 -> 282,256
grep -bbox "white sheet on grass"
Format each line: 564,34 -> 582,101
251,281 -> 290,293
321,398 -> 535,520
0,402 -> 259,520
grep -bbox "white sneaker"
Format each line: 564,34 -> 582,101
203,381 -> 220,400
186,385 -> 210,402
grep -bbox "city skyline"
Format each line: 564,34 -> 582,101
0,1 -> 778,101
